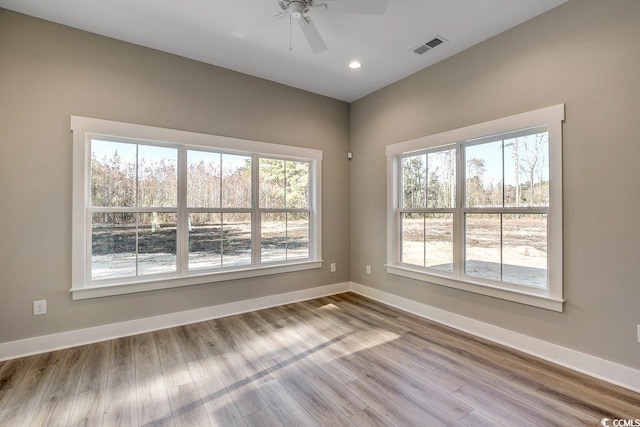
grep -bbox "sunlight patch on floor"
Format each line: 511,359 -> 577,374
328,328 -> 401,358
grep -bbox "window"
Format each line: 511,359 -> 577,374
72,116 -> 322,300
386,105 -> 564,311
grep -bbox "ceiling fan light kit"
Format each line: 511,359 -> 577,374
283,1 -> 306,19
232,0 -> 389,54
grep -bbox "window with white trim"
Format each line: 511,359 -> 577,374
72,116 -> 322,300
386,105 -> 564,311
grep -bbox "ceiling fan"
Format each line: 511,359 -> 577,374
231,0 -> 389,54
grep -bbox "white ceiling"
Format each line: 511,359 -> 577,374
0,0 -> 568,102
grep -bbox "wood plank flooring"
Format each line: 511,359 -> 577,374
0,292 -> 638,426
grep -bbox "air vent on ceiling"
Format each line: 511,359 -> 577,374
412,36 -> 446,55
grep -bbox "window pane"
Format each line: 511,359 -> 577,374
222,213 -> 252,267
401,213 -> 453,271
401,213 -> 424,267
222,154 -> 251,208
287,212 -> 309,260
259,158 -> 286,208
425,213 -> 453,272
427,149 -> 456,209
261,212 -> 287,263
91,212 -> 136,279
402,154 -> 426,208
90,140 -> 136,207
503,214 -> 548,289
138,145 -> 178,207
138,213 -> 177,275
285,161 -> 310,209
187,151 -> 221,208
188,213 -> 222,270
504,132 -> 549,208
465,214 -> 501,281
465,140 -> 503,208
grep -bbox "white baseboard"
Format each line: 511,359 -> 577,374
3,280 -> 638,394
350,282 -> 640,393
0,282 -> 350,362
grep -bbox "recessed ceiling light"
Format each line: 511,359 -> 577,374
348,61 -> 362,70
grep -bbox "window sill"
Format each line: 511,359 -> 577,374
385,264 -> 564,312
71,260 -> 323,300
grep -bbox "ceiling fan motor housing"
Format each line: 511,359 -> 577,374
279,0 -> 311,19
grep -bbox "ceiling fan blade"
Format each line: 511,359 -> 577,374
298,17 -> 327,54
231,12 -> 286,39
312,0 -> 388,15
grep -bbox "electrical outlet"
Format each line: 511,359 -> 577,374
637,325 -> 640,343
366,265 -> 371,274
33,299 -> 47,316
330,263 -> 336,273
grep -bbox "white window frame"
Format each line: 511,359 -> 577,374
386,105 -> 564,312
71,116 -> 322,300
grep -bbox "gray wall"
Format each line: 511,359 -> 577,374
0,9 -> 350,343
350,0 -> 640,369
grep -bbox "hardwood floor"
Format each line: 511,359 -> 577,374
0,292 -> 638,426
